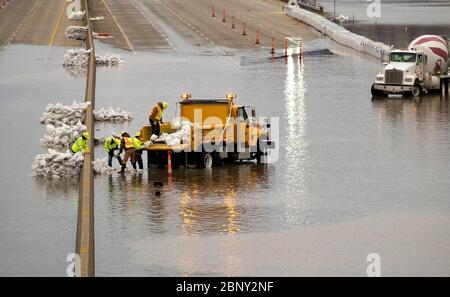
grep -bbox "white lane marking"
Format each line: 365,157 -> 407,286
127,0 -> 177,50
8,0 -> 41,44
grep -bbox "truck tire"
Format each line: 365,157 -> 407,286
371,84 -> 387,97
201,152 -> 214,168
412,85 -> 422,97
256,138 -> 267,164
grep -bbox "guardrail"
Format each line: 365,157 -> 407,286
75,0 -> 96,277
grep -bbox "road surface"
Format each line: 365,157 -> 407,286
0,0 -> 82,47
89,0 -> 317,51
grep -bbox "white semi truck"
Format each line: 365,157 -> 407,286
371,35 -> 449,97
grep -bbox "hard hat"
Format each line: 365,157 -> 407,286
161,102 -> 169,109
83,132 -> 90,140
112,133 -> 120,139
135,132 -> 141,137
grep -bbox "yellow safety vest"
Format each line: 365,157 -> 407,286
123,137 -> 135,149
104,137 -> 120,152
71,137 -> 89,153
133,138 -> 143,150
155,104 -> 163,121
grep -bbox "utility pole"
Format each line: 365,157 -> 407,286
334,0 -> 336,19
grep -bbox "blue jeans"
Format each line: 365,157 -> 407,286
108,150 -> 123,167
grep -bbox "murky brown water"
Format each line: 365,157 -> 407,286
1,13 -> 450,276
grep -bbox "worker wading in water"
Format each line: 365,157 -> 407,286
104,134 -> 122,167
148,101 -> 169,138
133,132 -> 144,171
70,132 -> 90,154
119,131 -> 137,173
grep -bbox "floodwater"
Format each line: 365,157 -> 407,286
1,24 -> 450,276
320,0 -> 450,47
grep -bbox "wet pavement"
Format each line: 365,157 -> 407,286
1,2 -> 450,275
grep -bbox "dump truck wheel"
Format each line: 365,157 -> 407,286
202,152 -> 214,168
256,138 -> 265,164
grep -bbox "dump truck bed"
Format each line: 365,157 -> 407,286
144,142 -> 191,152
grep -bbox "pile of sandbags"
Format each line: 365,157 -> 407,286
41,101 -> 133,125
94,107 -> 133,122
63,48 -> 124,68
65,26 -> 88,40
284,6 -> 391,59
159,121 -> 192,147
95,53 -> 124,66
40,101 -> 89,126
40,122 -> 86,149
90,16 -> 105,21
92,158 -> 136,174
31,150 -> 84,179
68,10 -> 85,20
63,48 -> 91,68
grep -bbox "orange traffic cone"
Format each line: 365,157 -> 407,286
255,29 -> 260,44
168,151 -> 173,176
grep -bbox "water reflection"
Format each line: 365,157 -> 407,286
33,177 -> 79,203
282,55 -> 313,227
372,95 -> 450,125
100,163 -> 270,236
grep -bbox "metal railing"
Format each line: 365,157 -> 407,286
75,0 -> 96,277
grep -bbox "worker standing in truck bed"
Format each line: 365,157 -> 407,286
148,101 -> 169,138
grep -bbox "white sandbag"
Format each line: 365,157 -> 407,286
32,149 -> 84,178
284,6 -> 391,59
63,48 -> 124,68
68,10 -> 85,20
63,48 -> 91,68
94,107 -> 133,122
92,158 -> 136,175
159,120 -> 192,147
40,101 -> 89,126
90,16 -> 105,21
40,122 -> 86,149
95,53 -> 124,66
64,26 -> 88,40
41,101 -> 133,125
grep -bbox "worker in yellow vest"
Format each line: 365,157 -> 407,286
133,132 -> 144,171
104,134 -> 122,167
70,132 -> 90,154
119,131 -> 137,173
148,101 -> 169,138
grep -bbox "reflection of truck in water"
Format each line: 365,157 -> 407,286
141,94 -> 273,168
371,35 -> 449,97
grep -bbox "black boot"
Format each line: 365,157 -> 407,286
132,162 -> 137,171
120,164 -> 126,173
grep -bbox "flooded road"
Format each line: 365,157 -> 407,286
1,15 -> 450,276
91,40 -> 449,276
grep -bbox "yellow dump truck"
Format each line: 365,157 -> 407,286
141,93 -> 273,168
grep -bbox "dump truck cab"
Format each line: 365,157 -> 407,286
141,93 -> 272,168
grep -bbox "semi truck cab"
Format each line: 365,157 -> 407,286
371,35 -> 449,98
372,50 -> 425,97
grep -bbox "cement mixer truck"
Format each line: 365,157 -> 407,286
371,35 -> 449,97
